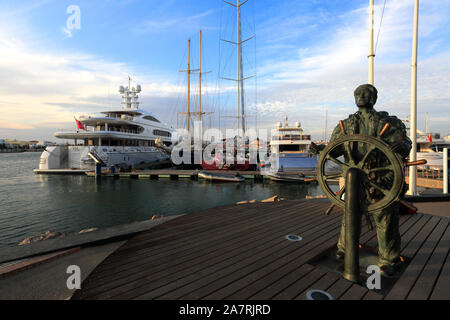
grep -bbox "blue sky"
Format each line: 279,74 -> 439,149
0,0 -> 449,141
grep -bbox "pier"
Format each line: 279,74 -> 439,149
67,198 -> 450,300
83,169 -> 320,181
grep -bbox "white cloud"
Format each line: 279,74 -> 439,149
1,0 -> 450,141
251,0 -> 450,137
0,28 -> 185,140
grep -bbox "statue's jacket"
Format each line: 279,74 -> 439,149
329,109 -> 412,201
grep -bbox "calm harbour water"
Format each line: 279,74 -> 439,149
0,152 -> 333,248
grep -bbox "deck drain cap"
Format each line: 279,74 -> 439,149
285,234 -> 302,242
306,290 -> 333,300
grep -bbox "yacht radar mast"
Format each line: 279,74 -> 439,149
119,76 -> 141,110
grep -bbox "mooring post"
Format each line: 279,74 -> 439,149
343,167 -> 362,283
95,162 -> 101,179
444,148 -> 448,194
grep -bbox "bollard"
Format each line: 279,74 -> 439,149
444,148 -> 448,194
342,167 -> 362,283
95,162 -> 102,178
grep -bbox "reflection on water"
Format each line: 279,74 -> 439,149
0,152 -> 335,248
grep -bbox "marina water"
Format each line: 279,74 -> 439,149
0,152 -> 334,248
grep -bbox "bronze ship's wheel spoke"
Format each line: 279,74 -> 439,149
344,141 -> 354,164
338,186 -> 345,200
326,155 -> 349,168
358,145 -> 376,169
369,165 -> 393,173
368,181 -> 389,196
324,173 -> 342,180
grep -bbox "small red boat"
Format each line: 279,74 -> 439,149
201,151 -> 251,170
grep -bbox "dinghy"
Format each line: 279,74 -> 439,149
266,173 -> 312,183
198,171 -> 245,182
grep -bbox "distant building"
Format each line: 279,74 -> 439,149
37,141 -> 55,147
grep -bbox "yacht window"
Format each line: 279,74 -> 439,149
153,130 -> 171,137
143,116 -> 160,123
279,145 -> 301,152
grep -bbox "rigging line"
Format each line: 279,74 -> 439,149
251,0 -> 257,131
374,0 -> 387,55
170,41 -> 189,127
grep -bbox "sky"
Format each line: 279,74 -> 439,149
0,0 -> 449,141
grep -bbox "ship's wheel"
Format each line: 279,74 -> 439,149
317,134 -> 406,213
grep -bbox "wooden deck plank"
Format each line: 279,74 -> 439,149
77,202 -> 334,295
407,222 -> 450,300
108,201 -> 294,256
270,267 -> 327,300
295,272 -> 340,300
217,221 -> 371,301
199,219 -> 375,301
242,264 -> 316,300
400,214 -> 434,256
362,213 -> 420,249
74,202 -> 338,300
82,211 -> 335,300
85,201 -> 317,282
152,214 -> 342,300
363,290 -> 383,300
385,216 -> 446,300
324,278 -> 353,299
71,200 -> 450,301
339,283 -> 369,300
430,229 -> 450,300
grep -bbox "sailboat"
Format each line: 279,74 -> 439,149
201,0 -> 255,171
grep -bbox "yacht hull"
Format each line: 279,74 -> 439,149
276,152 -> 318,172
38,145 -> 170,170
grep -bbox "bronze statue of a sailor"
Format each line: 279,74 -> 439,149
316,84 -> 412,277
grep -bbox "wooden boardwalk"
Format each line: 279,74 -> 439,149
84,169 -> 321,181
72,200 -> 450,300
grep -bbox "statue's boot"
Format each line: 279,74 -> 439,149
379,264 -> 396,277
336,250 -> 345,260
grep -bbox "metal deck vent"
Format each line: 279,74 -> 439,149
285,234 -> 302,242
306,290 -> 334,300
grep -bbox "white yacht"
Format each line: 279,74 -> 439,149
415,130 -> 446,170
269,118 -> 317,171
37,82 -> 173,171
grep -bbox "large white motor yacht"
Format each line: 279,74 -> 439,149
269,118 -> 317,171
38,82 -> 173,171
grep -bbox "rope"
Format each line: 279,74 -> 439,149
374,0 -> 387,54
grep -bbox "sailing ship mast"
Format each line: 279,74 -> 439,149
237,0 -> 245,133
179,39 -> 196,134
222,0 -> 254,133
369,0 -> 375,85
179,31 -> 211,137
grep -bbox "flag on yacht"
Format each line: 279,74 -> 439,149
74,117 -> 86,131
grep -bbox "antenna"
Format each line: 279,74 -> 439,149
119,77 -> 141,110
